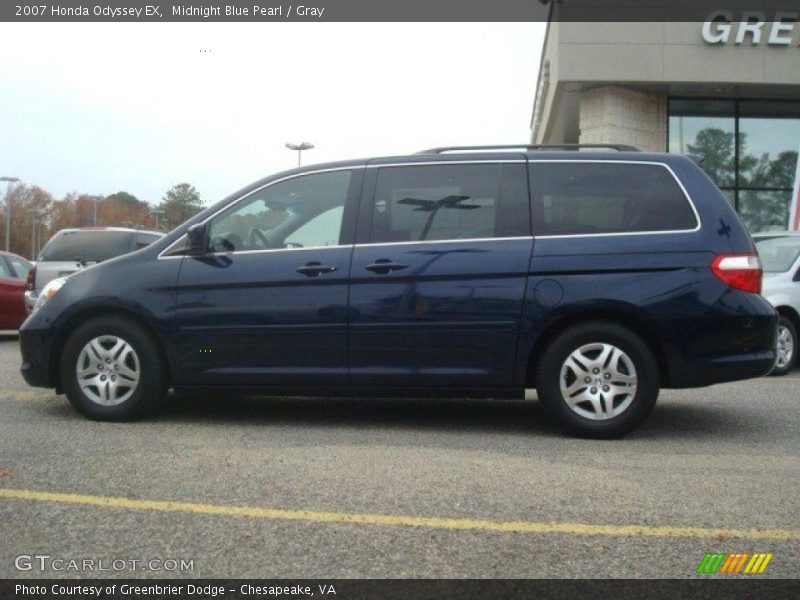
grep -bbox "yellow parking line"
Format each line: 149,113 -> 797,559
1,487 -> 798,540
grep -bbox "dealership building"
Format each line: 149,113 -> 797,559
530,15 -> 800,232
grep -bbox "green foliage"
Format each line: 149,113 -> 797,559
687,128 -> 736,188
688,128 -> 799,232
157,183 -> 204,230
105,191 -> 141,206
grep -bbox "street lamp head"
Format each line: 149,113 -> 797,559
1,176 -> 20,183
285,142 -> 314,151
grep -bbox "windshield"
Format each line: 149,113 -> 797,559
39,231 -> 132,262
755,236 -> 800,273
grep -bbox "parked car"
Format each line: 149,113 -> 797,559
754,232 -> 800,376
19,145 -> 778,437
0,251 -> 33,329
25,227 -> 164,314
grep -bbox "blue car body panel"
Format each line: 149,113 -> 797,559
19,151 -> 778,396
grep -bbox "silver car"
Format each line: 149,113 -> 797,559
754,232 -> 800,376
25,227 -> 164,314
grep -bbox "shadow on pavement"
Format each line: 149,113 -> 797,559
157,393 -> 557,436
132,391 -> 773,441
24,380 -> 786,441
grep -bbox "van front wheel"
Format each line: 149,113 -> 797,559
536,322 -> 659,438
60,316 -> 167,421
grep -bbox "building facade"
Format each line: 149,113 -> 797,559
530,16 -> 800,232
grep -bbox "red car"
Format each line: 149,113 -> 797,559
0,251 -> 32,330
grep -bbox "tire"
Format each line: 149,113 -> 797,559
536,321 -> 660,438
771,315 -> 798,377
60,316 -> 168,421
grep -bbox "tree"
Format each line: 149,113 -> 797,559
158,183 -> 203,230
686,128 -> 800,232
686,128 -> 736,188
100,192 -> 151,228
3,184 -> 54,258
105,191 -> 140,206
737,149 -> 798,232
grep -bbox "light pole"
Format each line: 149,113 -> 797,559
28,209 -> 44,260
149,207 -> 165,230
1,176 -> 19,252
285,142 -> 314,167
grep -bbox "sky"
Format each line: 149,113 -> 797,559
0,22 -> 545,205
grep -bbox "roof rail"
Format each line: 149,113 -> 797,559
415,144 -> 640,154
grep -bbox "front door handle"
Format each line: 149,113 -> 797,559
365,259 -> 408,274
296,262 -> 337,277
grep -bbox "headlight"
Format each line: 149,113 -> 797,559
33,277 -> 68,313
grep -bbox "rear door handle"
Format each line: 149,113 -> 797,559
365,259 -> 408,274
296,262 -> 337,277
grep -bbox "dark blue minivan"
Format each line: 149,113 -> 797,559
19,145 -> 778,437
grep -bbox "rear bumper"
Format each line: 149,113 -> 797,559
660,291 -> 779,388
19,325 -> 55,389
666,350 -> 776,388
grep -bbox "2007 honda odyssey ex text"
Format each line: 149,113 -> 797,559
19,145 -> 779,437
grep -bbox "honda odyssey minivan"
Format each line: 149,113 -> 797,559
19,145 -> 778,437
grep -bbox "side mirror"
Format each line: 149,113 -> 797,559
186,223 -> 207,254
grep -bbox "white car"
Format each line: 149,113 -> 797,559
25,227 -> 164,314
754,232 -> 800,376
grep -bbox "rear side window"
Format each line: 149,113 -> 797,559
40,231 -> 133,261
369,163 -> 530,243
8,257 -> 31,280
136,233 -> 162,249
0,258 -> 12,278
529,162 -> 698,236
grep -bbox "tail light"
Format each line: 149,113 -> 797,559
26,265 -> 36,291
710,254 -> 762,294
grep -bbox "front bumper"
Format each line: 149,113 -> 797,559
19,324 -> 55,389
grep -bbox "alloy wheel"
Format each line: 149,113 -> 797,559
775,324 -> 795,370
559,342 -> 638,420
76,335 -> 141,406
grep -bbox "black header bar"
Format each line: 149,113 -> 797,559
3,1 -> 800,23
2,579 -> 800,600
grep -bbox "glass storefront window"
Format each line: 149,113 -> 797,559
668,100 -> 735,189
720,188 -> 736,207
668,98 -> 800,234
738,117 -> 800,190
738,190 -> 792,233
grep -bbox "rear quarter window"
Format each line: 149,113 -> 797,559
529,162 -> 698,236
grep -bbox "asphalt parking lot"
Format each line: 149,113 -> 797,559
0,332 -> 798,579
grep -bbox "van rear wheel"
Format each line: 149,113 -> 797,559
536,321 -> 659,438
60,316 -> 167,421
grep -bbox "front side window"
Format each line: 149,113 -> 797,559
369,163 -> 529,243
530,162 -> 698,236
207,170 -> 352,253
